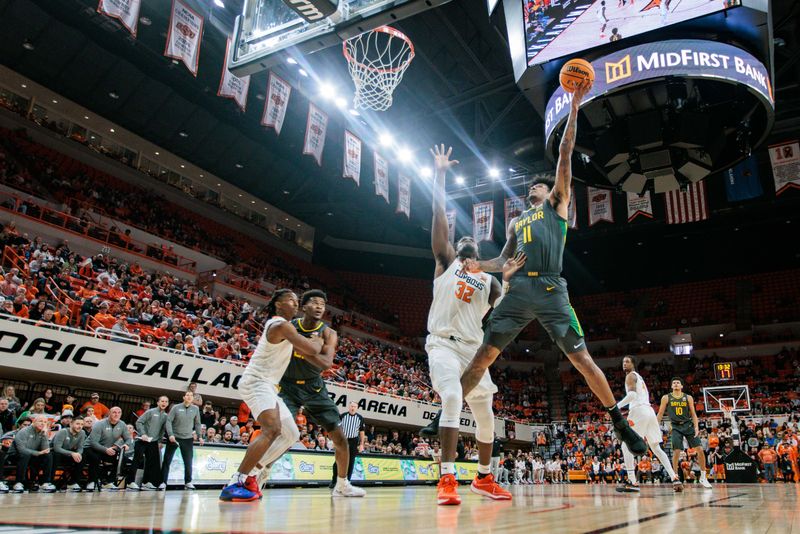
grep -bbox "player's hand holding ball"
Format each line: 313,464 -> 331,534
559,58 -> 594,94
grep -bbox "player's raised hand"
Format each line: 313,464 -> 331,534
571,81 -> 591,108
502,251 -> 527,282
430,144 -> 459,174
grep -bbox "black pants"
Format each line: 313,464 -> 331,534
162,438 -> 193,484
15,452 -> 53,485
126,441 -> 162,486
85,448 -> 121,484
53,454 -> 83,486
331,437 -> 359,484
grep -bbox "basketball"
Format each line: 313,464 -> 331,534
560,58 -> 595,93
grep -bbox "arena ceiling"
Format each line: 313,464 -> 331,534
1,0 -> 799,289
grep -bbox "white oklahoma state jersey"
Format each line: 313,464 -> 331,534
427,259 -> 492,345
625,371 -> 651,410
242,317 -> 293,385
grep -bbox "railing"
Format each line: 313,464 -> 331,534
94,326 -> 140,344
0,190 -> 198,273
44,276 -> 81,327
1,245 -> 28,275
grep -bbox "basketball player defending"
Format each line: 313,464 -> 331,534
615,356 -> 683,493
656,377 -> 712,489
423,84 -> 647,457
274,289 -> 365,497
220,289 -> 324,502
427,144 -> 517,505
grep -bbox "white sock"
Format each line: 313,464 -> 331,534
478,464 -> 491,475
337,477 -> 348,486
651,445 -> 678,481
229,473 -> 245,485
441,462 -> 456,476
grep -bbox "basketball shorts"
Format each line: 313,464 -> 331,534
483,275 -> 585,354
426,334 -> 497,400
670,421 -> 701,450
627,405 -> 663,446
238,374 -> 291,421
278,376 -> 341,432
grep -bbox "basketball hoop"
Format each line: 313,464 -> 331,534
343,26 -> 415,111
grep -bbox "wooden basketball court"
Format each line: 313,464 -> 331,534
0,484 -> 794,533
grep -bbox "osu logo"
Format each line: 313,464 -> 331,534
299,461 -> 315,474
205,457 -> 227,472
605,55 -> 632,83
367,463 -> 380,474
176,22 -> 196,39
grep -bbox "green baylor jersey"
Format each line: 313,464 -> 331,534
666,393 -> 692,424
513,200 -> 568,276
282,318 -> 327,381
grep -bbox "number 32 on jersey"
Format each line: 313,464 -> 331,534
455,281 -> 474,303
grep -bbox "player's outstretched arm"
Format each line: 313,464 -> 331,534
430,144 -> 458,274
271,321 -> 324,356
476,219 -> 518,272
656,394 -> 668,423
551,83 -> 590,218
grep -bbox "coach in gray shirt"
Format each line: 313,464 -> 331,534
52,416 -> 86,490
11,415 -> 54,491
129,395 -> 170,490
162,390 -> 203,489
84,406 -> 132,489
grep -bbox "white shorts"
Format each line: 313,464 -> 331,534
426,334 -> 497,400
628,405 -> 663,446
239,374 -> 291,420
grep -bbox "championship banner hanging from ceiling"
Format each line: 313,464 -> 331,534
97,0 -> 141,37
262,72 -> 291,135
303,102 -> 328,166
446,210 -> 456,244
567,186 -> 577,229
664,182 -> 708,224
504,196 -> 525,231
626,191 -> 654,222
164,0 -> 204,77
768,140 -> 800,196
473,201 -> 494,242
587,186 -> 613,226
374,152 -> 390,203
397,175 -> 411,218
343,130 -> 361,186
218,38 -> 251,112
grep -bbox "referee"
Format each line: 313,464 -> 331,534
334,402 -> 366,485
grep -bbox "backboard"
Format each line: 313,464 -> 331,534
229,0 -> 451,77
702,385 -> 750,414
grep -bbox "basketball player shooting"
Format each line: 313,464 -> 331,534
422,83 -> 647,458
219,290 -> 324,502
656,377 -> 712,489
615,356 -> 683,493
426,144 -> 522,505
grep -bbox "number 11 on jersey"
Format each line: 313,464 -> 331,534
522,226 -> 532,244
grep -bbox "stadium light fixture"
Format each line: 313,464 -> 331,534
319,81 -> 337,100
489,168 -> 500,179
420,167 -> 432,179
335,97 -> 348,109
455,175 -> 464,185
298,69 -> 308,77
379,133 -> 394,147
348,109 -> 360,116
214,0 -> 225,7
396,146 -> 412,162
286,57 -> 298,65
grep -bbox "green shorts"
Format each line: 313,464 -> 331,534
483,275 -> 585,353
670,421 -> 701,450
278,376 -> 341,432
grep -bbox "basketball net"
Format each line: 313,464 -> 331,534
343,26 -> 415,111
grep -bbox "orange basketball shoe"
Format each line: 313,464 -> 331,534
470,474 -> 512,500
437,474 -> 462,506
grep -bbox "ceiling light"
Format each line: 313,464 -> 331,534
154,151 -> 160,156
178,131 -> 188,138
335,97 -> 347,109
214,0 -> 225,7
83,115 -> 89,120
180,164 -> 185,168
139,17 -> 152,26
283,190 -> 290,194
251,200 -> 255,204
199,174 -> 203,178
51,99 -> 58,104
348,109 -> 360,116
455,175 -> 464,185
217,183 -> 221,187
235,163 -> 243,169
22,40 -> 34,51
285,218 -> 289,221
286,57 -> 298,65
489,168 -> 500,178
255,93 -> 265,101
327,212 -> 333,216
719,333 -> 724,337
109,90 -> 120,100
20,84 -> 27,89
296,224 -> 300,227
420,167 -> 432,178
396,146 -> 412,162
379,133 -> 394,147
508,167 -> 515,172
298,69 -> 308,77
109,128 -> 115,133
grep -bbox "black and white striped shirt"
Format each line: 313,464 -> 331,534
340,412 -> 364,439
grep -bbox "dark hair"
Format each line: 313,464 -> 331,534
531,176 -> 554,190
301,289 -> 327,306
624,355 -> 637,368
73,416 -> 84,422
266,289 -> 294,316
671,376 -> 683,386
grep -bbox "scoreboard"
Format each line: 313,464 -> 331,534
714,362 -> 735,382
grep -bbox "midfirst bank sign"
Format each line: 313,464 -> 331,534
544,40 -> 775,144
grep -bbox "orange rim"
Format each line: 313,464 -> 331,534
343,26 -> 415,75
